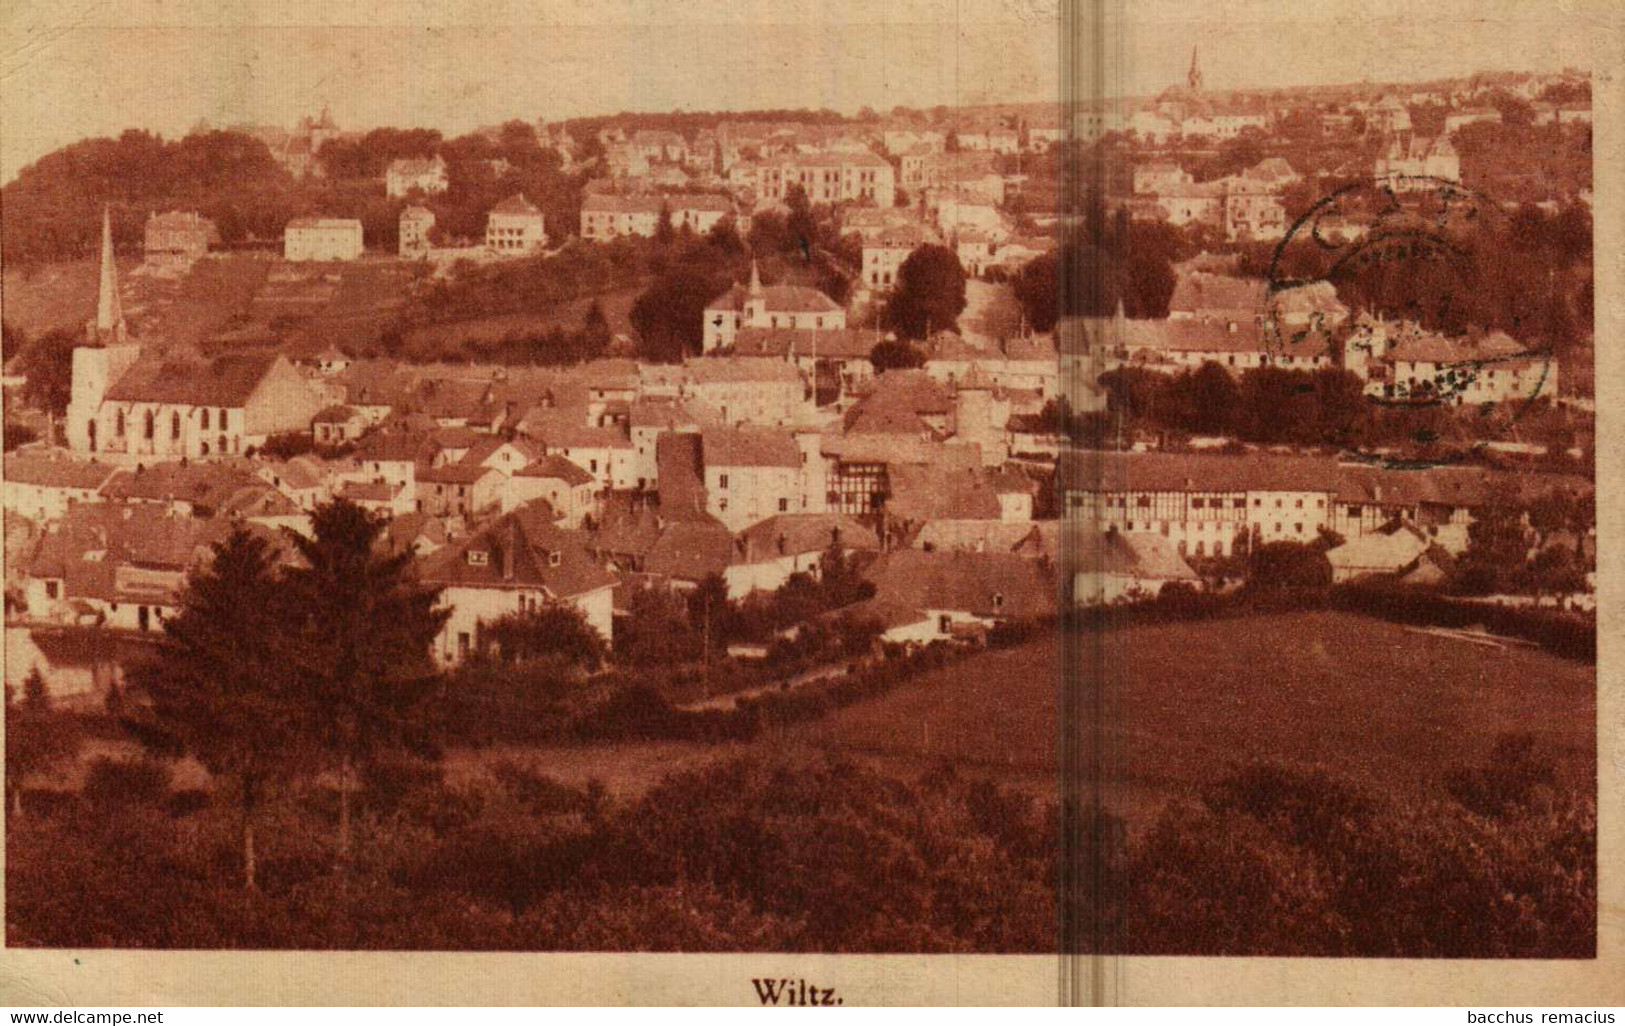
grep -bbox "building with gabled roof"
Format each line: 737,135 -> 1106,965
702,261 -> 846,351
486,193 -> 546,255
419,504 -> 618,662
699,426 -> 806,531
501,454 -> 601,526
4,455 -> 118,521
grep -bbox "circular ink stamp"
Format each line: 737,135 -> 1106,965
1259,175 -> 1564,466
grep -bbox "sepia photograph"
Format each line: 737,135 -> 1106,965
0,0 -> 1616,1006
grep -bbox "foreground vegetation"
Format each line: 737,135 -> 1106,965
6,738 -> 1592,955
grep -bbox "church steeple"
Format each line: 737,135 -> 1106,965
748,257 -> 763,295
90,205 -> 127,343
1187,45 -> 1203,92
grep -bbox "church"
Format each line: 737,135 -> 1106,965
65,207 -> 328,464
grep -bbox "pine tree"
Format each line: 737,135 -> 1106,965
124,529 -> 303,889
281,499 -> 449,862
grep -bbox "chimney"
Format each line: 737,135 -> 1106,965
502,521 -> 518,580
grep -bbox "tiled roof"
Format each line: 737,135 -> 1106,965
643,519 -> 735,581
4,456 -> 118,490
420,505 -> 617,597
861,548 -> 1056,620
491,193 -> 541,216
517,454 -> 595,485
1059,451 -> 1346,495
105,353 -> 282,406
706,283 -> 842,315
731,328 -> 881,362
700,427 -> 801,468
685,356 -> 803,384
736,513 -> 880,562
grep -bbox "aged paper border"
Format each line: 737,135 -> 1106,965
0,0 -> 1621,1006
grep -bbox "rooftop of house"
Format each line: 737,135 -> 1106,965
421,505 -> 617,596
735,513 -> 880,562
684,356 -> 804,385
700,426 -> 802,469
860,548 -> 1057,621
516,454 -> 595,485
4,455 -> 120,491
707,282 -> 843,315
490,193 -> 542,216
730,327 -> 882,362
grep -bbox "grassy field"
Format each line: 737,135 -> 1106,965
797,611 -> 1596,824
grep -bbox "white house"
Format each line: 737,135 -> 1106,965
284,218 -> 364,261
486,194 -> 546,255
420,507 -> 618,664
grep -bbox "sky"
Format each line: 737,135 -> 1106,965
0,0 -> 1606,183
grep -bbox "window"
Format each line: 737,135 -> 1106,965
1295,499 -> 1304,509
1275,499 -> 1283,508
939,614 -> 953,634
467,550 -> 489,565
144,410 -> 155,439
1192,498 -> 1204,509
457,632 -> 471,658
992,592 -> 1005,610
778,498 -> 789,512
45,580 -> 59,599
718,498 -> 728,511
1136,496 -> 1150,508
201,409 -> 211,430
116,410 -> 126,437
1295,523 -> 1303,534
1233,498 -> 1245,509
1195,541 -> 1205,556
548,551 -> 562,568
219,408 -> 228,428
171,412 -> 181,440
1253,498 -> 1261,507
1274,523 -> 1282,533
719,474 -> 730,490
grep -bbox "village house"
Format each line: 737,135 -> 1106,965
700,427 -> 807,531
722,513 -> 880,598
485,194 -> 546,255
853,548 -> 1056,645
312,405 -> 366,446
682,357 -> 808,427
143,211 -> 218,273
730,327 -> 882,398
500,455 -> 600,526
421,506 -> 618,663
335,478 -> 411,518
385,154 -> 449,198
1357,321 -> 1557,406
701,262 -> 846,351
3,455 -> 117,522
413,461 -> 502,519
399,205 -> 436,257
284,218 -> 364,261
863,225 -> 928,291
1068,525 -> 1202,605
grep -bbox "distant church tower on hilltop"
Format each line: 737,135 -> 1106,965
1187,46 -> 1204,92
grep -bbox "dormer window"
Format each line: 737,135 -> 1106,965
467,550 -> 489,566
548,551 -> 562,568
993,592 -> 1005,610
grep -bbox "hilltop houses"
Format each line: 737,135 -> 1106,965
143,211 -> 218,273
486,194 -> 546,255
284,218 -> 364,261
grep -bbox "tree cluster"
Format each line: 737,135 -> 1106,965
122,500 -> 448,890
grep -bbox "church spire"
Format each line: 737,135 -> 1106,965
92,204 -> 127,343
1187,45 -> 1203,92
748,257 -> 762,295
